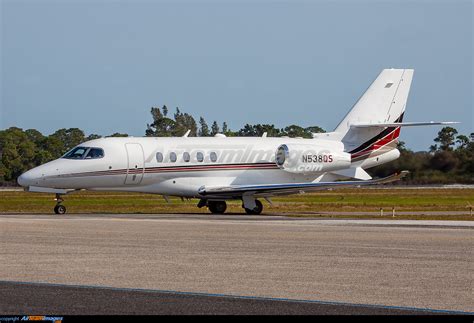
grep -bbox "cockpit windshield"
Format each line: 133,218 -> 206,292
62,147 -> 104,160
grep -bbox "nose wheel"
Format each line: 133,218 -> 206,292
54,204 -> 66,214
54,194 -> 67,214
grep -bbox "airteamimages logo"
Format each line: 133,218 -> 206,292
144,143 -> 334,169
145,143 -> 277,164
0,317 -> 63,323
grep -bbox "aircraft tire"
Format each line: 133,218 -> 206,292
244,200 -> 263,215
54,205 -> 66,215
208,201 -> 227,214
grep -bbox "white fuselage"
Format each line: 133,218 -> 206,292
17,136 -> 398,198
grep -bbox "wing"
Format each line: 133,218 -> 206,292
198,171 -> 409,199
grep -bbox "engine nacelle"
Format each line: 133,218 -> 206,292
275,143 -> 351,174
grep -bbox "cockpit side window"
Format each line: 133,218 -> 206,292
62,147 -> 104,160
85,148 -> 104,159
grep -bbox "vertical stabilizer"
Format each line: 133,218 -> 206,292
335,69 -> 413,134
334,69 -> 414,153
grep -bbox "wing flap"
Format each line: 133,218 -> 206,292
198,171 -> 409,198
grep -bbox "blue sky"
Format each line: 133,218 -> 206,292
1,0 -> 472,151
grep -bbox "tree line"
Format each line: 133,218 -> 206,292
0,105 -> 472,185
145,105 -> 324,138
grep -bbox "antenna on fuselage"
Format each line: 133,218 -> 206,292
182,130 -> 191,137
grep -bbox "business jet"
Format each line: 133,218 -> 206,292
17,69 -> 456,215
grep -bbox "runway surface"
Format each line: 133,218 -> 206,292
1,214 -> 472,314
1,281 -> 449,315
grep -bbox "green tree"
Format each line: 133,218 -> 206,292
173,108 -> 197,136
198,117 -> 210,137
24,129 -> 56,165
25,129 -> 45,146
454,132 -> 474,176
305,126 -> 325,135
41,136 -> 65,159
211,121 -> 220,136
258,124 -> 281,137
0,127 -> 37,182
221,122 -> 238,136
146,106 -> 176,137
86,134 -> 102,141
237,124 -> 258,136
433,127 -> 458,151
237,124 -> 281,137
282,125 -> 313,138
397,140 -> 409,153
455,135 -> 470,150
430,151 -> 458,172
49,128 -> 86,154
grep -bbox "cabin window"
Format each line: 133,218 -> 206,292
183,152 -> 190,162
170,152 -> 177,162
196,152 -> 204,162
156,152 -> 163,163
210,152 -> 218,162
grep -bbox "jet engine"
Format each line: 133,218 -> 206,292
275,143 -> 351,174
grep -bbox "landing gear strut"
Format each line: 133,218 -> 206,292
54,193 -> 66,214
208,201 -> 227,214
244,199 -> 263,215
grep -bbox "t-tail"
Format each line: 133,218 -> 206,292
319,68 -> 458,171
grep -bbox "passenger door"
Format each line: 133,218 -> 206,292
125,143 -> 145,185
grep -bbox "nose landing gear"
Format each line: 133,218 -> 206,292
54,194 -> 66,214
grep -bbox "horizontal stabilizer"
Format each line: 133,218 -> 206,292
350,121 -> 459,128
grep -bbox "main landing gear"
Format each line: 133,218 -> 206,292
54,193 -> 66,214
198,199 -> 264,215
208,201 -> 227,214
197,199 -> 228,214
243,199 -> 263,215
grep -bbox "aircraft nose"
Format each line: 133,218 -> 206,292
17,170 -> 36,187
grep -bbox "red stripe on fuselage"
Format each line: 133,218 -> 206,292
52,163 -> 279,179
351,127 -> 400,158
